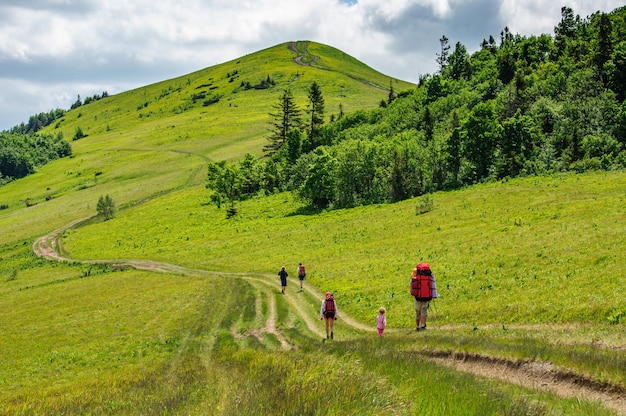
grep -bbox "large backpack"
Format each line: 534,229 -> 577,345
410,263 -> 433,300
325,296 -> 336,313
299,265 -> 306,277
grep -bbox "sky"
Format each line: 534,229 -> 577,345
0,0 -> 623,131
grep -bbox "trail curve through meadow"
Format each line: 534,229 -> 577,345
32,217 -> 626,415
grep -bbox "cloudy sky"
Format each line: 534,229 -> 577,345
0,0 -> 623,131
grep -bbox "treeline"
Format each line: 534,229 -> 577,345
8,92 -> 109,135
0,91 -> 109,185
9,108 -> 66,135
0,132 -> 72,185
207,5 -> 626,213
70,92 -> 109,109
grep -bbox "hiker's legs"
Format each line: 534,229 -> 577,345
419,302 -> 429,328
414,299 -> 429,329
325,317 -> 330,337
414,299 -> 421,329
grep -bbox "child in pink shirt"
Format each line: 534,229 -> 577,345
376,307 -> 387,337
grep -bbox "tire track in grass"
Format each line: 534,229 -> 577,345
32,217 -> 626,414
32,218 -> 350,346
232,284 -> 292,351
428,351 -> 626,416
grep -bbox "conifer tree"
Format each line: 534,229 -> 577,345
264,89 -> 301,156
436,35 -> 450,72
307,81 -> 325,149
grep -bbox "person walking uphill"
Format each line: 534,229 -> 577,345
320,292 -> 338,339
410,262 -> 437,331
297,262 -> 306,292
278,266 -> 288,294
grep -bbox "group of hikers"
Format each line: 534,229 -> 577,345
278,261 -> 437,339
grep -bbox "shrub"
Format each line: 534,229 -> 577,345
415,194 -> 434,215
96,194 -> 116,220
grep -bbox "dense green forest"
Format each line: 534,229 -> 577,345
0,91 -> 111,183
207,6 -> 626,211
0,132 -> 72,185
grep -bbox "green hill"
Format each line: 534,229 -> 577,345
0,41 -> 412,244
0,37 -> 625,415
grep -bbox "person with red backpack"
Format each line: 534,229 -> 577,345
297,262 -> 306,292
410,262 -> 437,331
320,292 -> 338,339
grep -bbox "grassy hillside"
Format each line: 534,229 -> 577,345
1,40 -> 624,415
2,170 -> 624,415
0,41 -> 412,246
62,170 -> 626,327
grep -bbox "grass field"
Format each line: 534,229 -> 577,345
0,41 -> 624,415
1,239 -> 622,415
62,170 -> 626,327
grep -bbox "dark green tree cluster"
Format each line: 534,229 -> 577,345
8,108 -> 65,134
0,132 -> 72,184
207,82 -> 326,215
208,6 -> 626,211
70,91 -> 108,109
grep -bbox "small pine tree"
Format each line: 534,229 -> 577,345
73,126 -> 86,141
387,79 -> 396,105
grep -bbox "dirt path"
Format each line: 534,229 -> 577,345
429,351 -> 626,415
32,218 -> 625,414
288,41 -> 320,67
232,286 -> 293,351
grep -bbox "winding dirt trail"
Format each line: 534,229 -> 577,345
32,217 -> 626,414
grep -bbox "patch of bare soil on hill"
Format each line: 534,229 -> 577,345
428,350 -> 626,415
288,41 -> 320,66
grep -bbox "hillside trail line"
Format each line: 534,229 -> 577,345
32,216 -> 626,415
287,41 -> 388,92
429,352 -> 626,415
32,216 -> 367,341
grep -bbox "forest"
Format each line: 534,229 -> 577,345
0,131 -> 71,186
207,6 -> 626,212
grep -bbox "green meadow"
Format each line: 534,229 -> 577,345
1,41 -> 624,414
63,171 -> 626,327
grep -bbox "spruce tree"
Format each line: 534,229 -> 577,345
307,81 -> 325,149
264,89 -> 301,156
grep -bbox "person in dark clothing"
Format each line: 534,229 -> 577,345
278,266 -> 288,294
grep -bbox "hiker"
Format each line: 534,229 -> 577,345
410,262 -> 437,331
297,262 -> 306,291
320,292 -> 338,339
278,266 -> 288,294
376,307 -> 387,337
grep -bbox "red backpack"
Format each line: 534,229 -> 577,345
410,263 -> 433,300
325,296 -> 336,313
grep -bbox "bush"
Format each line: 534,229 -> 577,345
415,194 -> 434,215
96,194 -> 116,220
